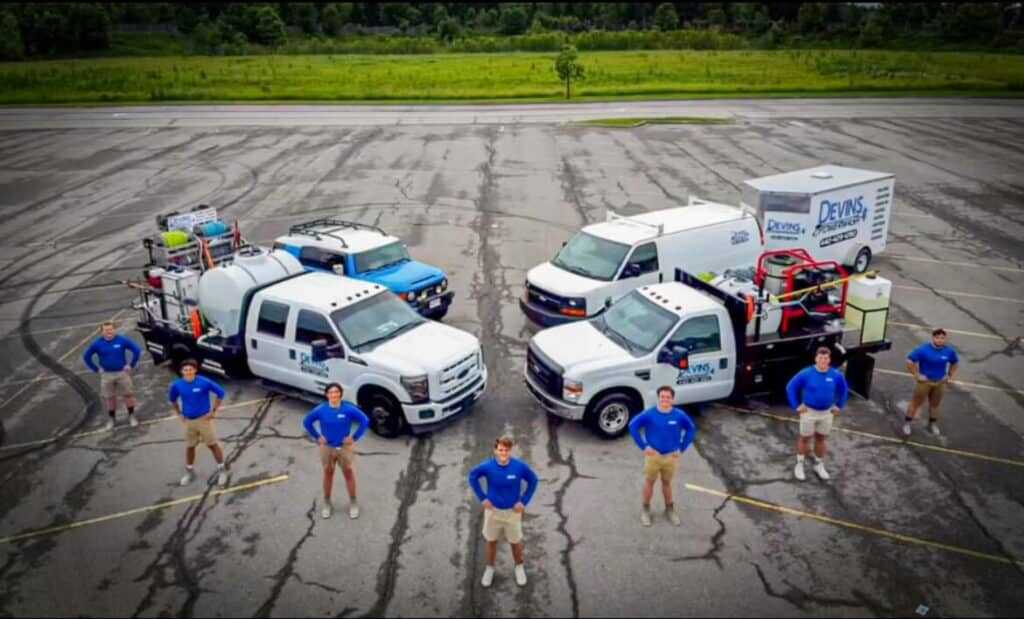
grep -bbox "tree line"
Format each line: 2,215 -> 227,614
1,2 -> 1022,60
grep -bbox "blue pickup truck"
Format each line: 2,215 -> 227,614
273,218 -> 454,320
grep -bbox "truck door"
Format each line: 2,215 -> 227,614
247,299 -> 294,386
289,309 -> 354,397
656,313 -> 735,404
609,242 -> 661,305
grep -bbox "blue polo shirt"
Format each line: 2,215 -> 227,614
303,402 -> 370,447
628,407 -> 698,455
786,366 -> 849,412
468,458 -> 539,510
83,335 -> 141,373
908,343 -> 959,381
168,376 -> 226,419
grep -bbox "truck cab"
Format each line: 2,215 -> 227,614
520,201 -> 762,328
526,283 -> 737,438
274,218 -> 454,320
245,273 -> 486,437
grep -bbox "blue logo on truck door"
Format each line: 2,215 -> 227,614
814,196 -> 868,238
299,352 -> 329,378
676,363 -> 715,385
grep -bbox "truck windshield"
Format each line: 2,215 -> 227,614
596,291 -> 677,353
332,292 -> 425,350
354,242 -> 411,273
552,232 -> 630,281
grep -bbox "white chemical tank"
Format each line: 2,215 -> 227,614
846,274 -> 892,344
198,248 -> 304,337
711,273 -> 783,336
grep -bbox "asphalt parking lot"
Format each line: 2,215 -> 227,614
1,99 -> 1023,618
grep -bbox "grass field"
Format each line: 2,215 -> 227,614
2,49 -> 1023,105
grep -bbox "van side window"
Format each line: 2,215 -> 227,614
625,243 -> 659,275
666,315 -> 721,355
295,310 -> 339,347
257,301 -> 290,338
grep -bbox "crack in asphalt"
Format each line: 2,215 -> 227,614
544,416 -> 592,619
364,436 -> 437,618
254,501 -> 318,618
751,561 -> 892,616
670,496 -> 728,569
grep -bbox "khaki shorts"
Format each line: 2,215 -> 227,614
183,417 -> 218,448
319,444 -> 356,470
643,452 -> 680,482
911,380 -> 947,409
100,371 -> 136,409
482,508 -> 523,544
798,408 -> 834,437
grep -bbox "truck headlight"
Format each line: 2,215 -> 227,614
441,278 -> 448,291
563,379 -> 583,402
401,375 -> 430,404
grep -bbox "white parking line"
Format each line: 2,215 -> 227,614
882,254 -> 1024,274
888,322 -> 1008,341
875,369 -> 1024,396
894,285 -> 1024,305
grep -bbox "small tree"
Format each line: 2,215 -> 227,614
500,6 -> 529,35
798,2 -> 825,35
248,5 -> 287,47
437,17 -> 462,44
0,10 -> 24,60
554,44 -> 585,99
70,3 -> 112,51
432,4 -> 449,27
321,3 -> 353,37
654,3 -> 679,31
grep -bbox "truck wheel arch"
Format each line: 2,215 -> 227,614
584,386 -> 644,439
357,384 -> 406,438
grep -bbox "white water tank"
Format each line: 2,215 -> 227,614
710,274 -> 783,336
198,248 -> 304,337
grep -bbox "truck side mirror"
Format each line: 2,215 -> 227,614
622,263 -> 641,279
659,346 -> 689,369
311,339 -> 328,363
604,297 -> 613,310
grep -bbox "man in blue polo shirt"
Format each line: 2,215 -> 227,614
629,385 -> 698,527
83,321 -> 142,431
303,383 -> 370,521
904,328 -> 959,437
468,435 -> 539,588
786,347 -> 849,482
168,359 -> 228,487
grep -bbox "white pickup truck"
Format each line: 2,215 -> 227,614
132,248 -> 487,437
525,267 -> 891,439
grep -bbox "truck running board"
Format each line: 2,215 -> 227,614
259,379 -> 321,405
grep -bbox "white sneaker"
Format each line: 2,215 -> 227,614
349,503 -> 360,520
105,419 -> 115,432
640,508 -> 652,527
321,501 -> 333,519
929,423 -> 941,436
128,415 -> 139,428
902,422 -> 912,437
216,469 -> 229,488
812,460 -> 830,480
179,469 -> 195,486
514,563 -> 527,587
794,460 -> 806,481
481,566 -> 495,588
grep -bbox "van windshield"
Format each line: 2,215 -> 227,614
594,291 -> 677,354
552,232 -> 630,281
354,242 -> 411,273
332,292 -> 424,351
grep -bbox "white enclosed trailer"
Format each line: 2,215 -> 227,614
742,165 -> 895,273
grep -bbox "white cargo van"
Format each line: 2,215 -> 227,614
743,165 -> 895,273
520,199 -> 763,327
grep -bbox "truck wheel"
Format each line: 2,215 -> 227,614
587,393 -> 638,440
366,393 -> 406,439
852,247 -> 872,274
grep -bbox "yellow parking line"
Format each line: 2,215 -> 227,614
888,322 -> 1007,341
874,369 -> 1024,396
882,255 -> 1024,274
719,405 -> 1024,468
0,397 -> 270,452
894,285 -> 1024,305
0,474 -> 289,545
684,483 -> 1024,568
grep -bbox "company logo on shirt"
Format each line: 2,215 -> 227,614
814,196 -> 868,237
668,420 -> 678,425
192,388 -> 202,393
114,344 -> 122,348
506,474 -> 517,480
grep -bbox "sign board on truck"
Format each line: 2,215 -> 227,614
166,208 -> 219,232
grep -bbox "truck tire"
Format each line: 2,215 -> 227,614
365,392 -> 406,439
852,247 -> 872,274
586,392 -> 638,440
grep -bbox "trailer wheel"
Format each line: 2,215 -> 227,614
587,392 -> 639,440
852,247 -> 872,274
365,392 -> 406,439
